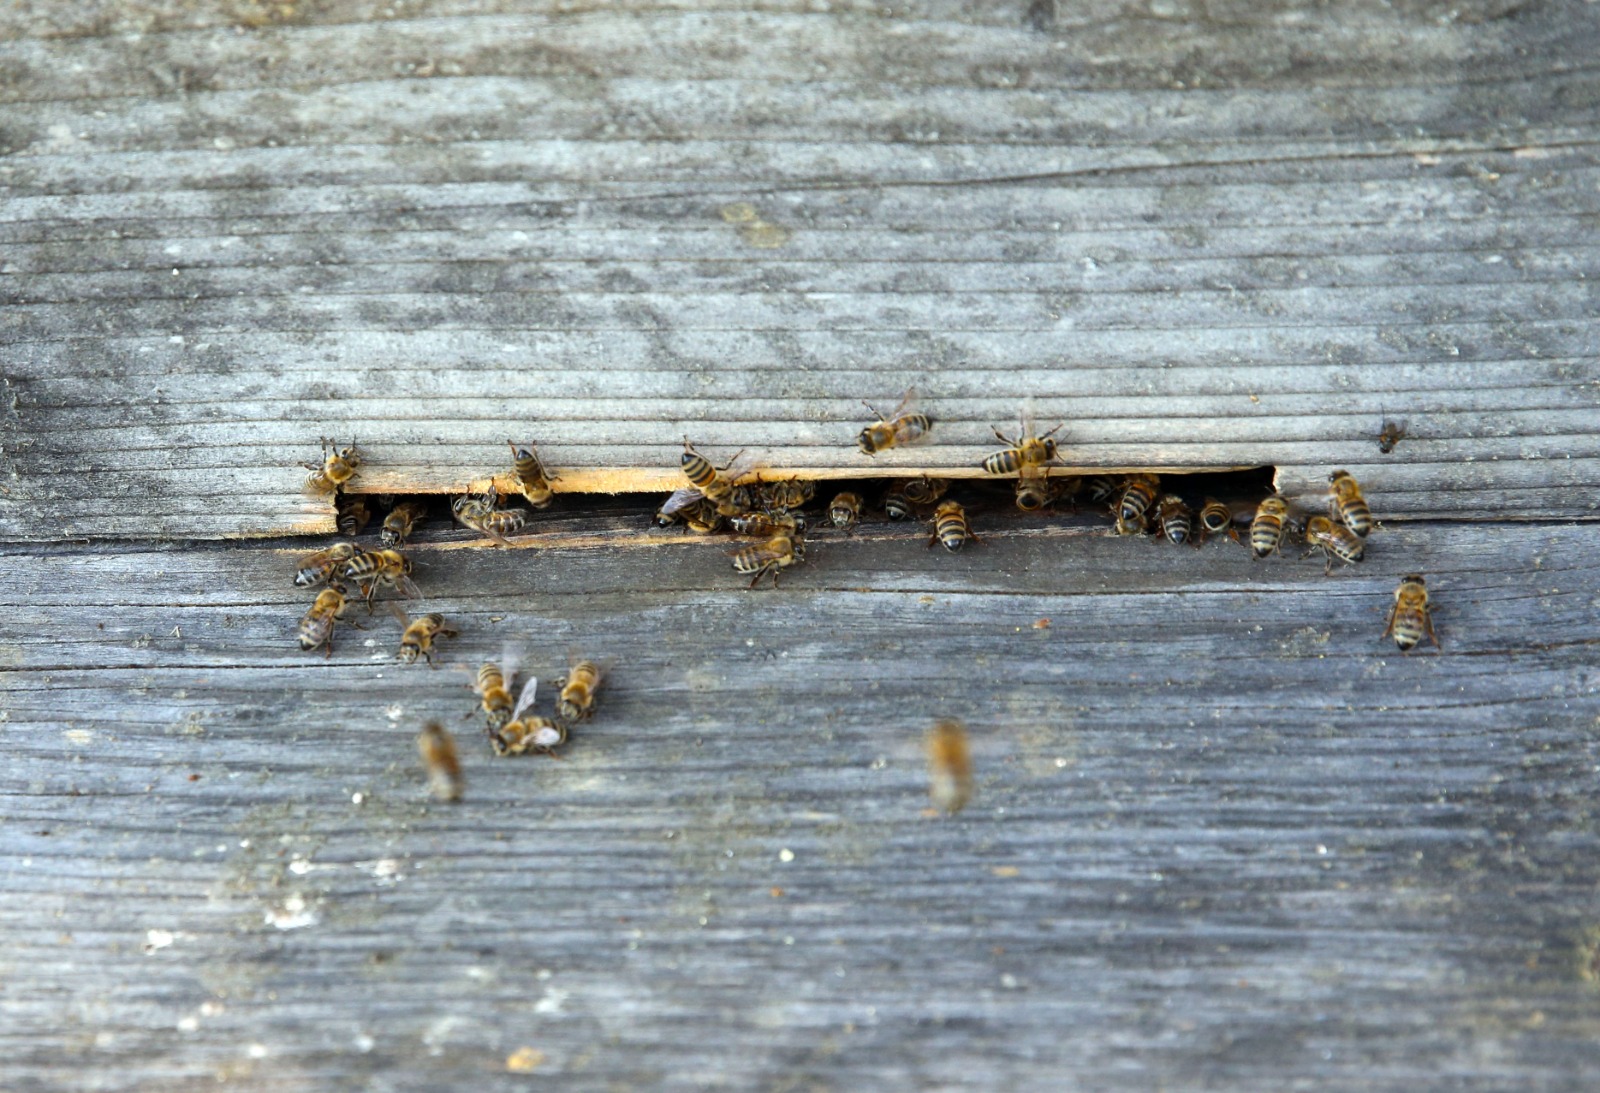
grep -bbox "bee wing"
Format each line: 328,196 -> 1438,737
387,601 -> 411,627
722,451 -> 764,483
659,486 -> 706,516
498,641 -> 521,694
889,387 -> 919,419
299,542 -> 355,566
1018,398 -> 1037,440
510,675 -> 540,722
394,574 -> 422,599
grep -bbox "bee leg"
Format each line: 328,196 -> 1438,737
860,399 -> 886,423
926,530 -> 940,549
1425,613 -> 1442,651
1381,606 -> 1398,641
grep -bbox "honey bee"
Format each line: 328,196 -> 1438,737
928,500 -> 978,552
1377,410 -> 1407,454
857,389 -> 932,455
340,547 -> 420,607
730,529 -> 805,588
1384,574 -> 1440,652
883,489 -> 914,521
925,719 -> 973,814
452,486 -> 527,546
293,541 -> 357,588
304,438 -> 361,496
490,672 -> 569,756
828,491 -> 862,531
472,652 -> 518,732
336,496 -> 370,537
1117,473 -> 1160,527
981,406 -> 1062,475
1249,496 -> 1290,559
417,721 -> 463,802
556,658 -> 603,724
506,439 -> 559,509
1197,498 -> 1240,544
729,510 -> 806,537
680,438 -> 752,507
901,475 -> 950,506
1302,515 -> 1365,574
1328,470 -> 1372,538
655,487 -> 724,533
298,587 -> 354,657
1155,495 -> 1194,546
757,477 -> 816,512
380,500 -> 428,547
389,604 -> 458,666
1085,475 -> 1123,507
1111,511 -> 1148,536
1014,466 -> 1061,512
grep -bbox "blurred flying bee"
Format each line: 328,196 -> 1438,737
1377,410 -> 1407,454
1384,574 -> 1440,652
380,500 -> 428,547
1197,498 -> 1240,544
731,529 -> 805,588
858,389 -> 932,455
298,587 -> 355,657
1303,515 -> 1365,574
1328,470 -> 1372,538
758,477 -> 816,512
1117,473 -> 1160,527
729,510 -> 806,537
928,500 -> 978,552
828,491 -> 862,531
389,604 -> 458,666
883,489 -> 914,521
901,475 -> 950,506
490,676 -> 567,757
471,650 -> 518,733
556,658 -> 603,724
304,438 -> 361,496
1155,495 -> 1194,546
417,722 -> 463,802
336,496 -> 370,537
1249,496 -> 1290,559
340,547 -> 420,607
925,719 -> 973,815
293,541 -> 357,589
981,405 -> 1062,475
507,439 -> 560,509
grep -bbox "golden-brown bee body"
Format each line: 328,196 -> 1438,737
858,390 -> 932,455
390,605 -> 458,666
417,722 -> 463,802
1377,415 -> 1407,454
452,487 -> 527,546
380,500 -> 428,547
336,497 -> 370,537
928,500 -> 977,552
340,547 -> 419,605
294,541 -> 357,588
883,489 -> 914,521
1249,496 -> 1290,559
507,439 -> 559,509
1303,515 -> 1365,574
731,530 -> 805,587
557,660 -> 603,724
681,438 -> 750,506
298,588 -> 352,657
926,719 -> 973,814
901,475 -> 950,506
1384,574 -> 1440,652
1154,495 -> 1194,545
304,438 -> 361,496
1085,475 -> 1123,506
1328,470 -> 1372,538
729,510 -> 806,537
1014,466 -> 1058,512
491,716 -> 567,757
1118,473 -> 1160,526
758,477 -> 816,512
1197,498 -> 1239,543
829,492 -> 862,531
474,660 -> 515,732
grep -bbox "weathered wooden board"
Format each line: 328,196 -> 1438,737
2,515 -> 1599,1091
2,2 -> 1599,539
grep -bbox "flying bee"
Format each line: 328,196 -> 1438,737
981,405 -> 1062,475
417,722 -> 463,802
928,500 -> 978,552
340,547 -> 420,607
304,438 -> 360,496
1303,515 -> 1365,574
925,719 -> 973,815
336,496 -> 370,537
1384,574 -> 1440,652
506,439 -> 559,509
1197,498 -> 1240,544
1328,470 -> 1372,538
556,658 -> 603,724
1377,410 -> 1407,455
729,510 -> 806,537
828,491 -> 862,531
1155,495 -> 1195,546
298,587 -> 354,657
471,650 -> 518,732
1117,473 -> 1160,526
1249,496 -> 1290,559
901,475 -> 950,506
293,541 -> 357,589
730,529 -> 805,588
857,388 -> 932,455
380,500 -> 428,547
389,604 -> 458,666
883,489 -> 914,521
758,477 -> 816,512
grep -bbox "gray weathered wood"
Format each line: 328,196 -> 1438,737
2,514 -> 1600,1090
3,3 -> 1599,538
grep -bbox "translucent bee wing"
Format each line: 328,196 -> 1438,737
394,574 -> 422,599
387,601 -> 411,627
888,386 -> 919,419
659,487 -> 707,516
722,451 -> 764,483
510,676 -> 540,722
1018,397 -> 1037,440
497,642 -> 521,695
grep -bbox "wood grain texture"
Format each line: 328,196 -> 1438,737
2,514 -> 1600,1091
2,2 -> 1599,538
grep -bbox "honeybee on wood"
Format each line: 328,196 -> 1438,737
883,489 -> 914,521
491,675 -> 568,757
729,510 -> 806,537
336,496 -> 370,537
680,438 -> 753,509
1085,475 -> 1123,507
298,587 -> 355,657
304,438 -> 361,496
757,477 -> 816,512
1197,498 -> 1240,544
417,722 -> 463,802
471,651 -> 518,733
293,541 -> 357,588
506,439 -> 560,509
928,500 -> 978,552
925,719 -> 973,814
1303,515 -> 1365,574
1155,495 -> 1195,546
1117,473 -> 1160,527
981,405 -> 1062,475
1111,512 -> 1148,536
556,658 -> 603,724
1377,410 -> 1407,454
857,389 -> 932,455
828,492 -> 862,531
452,486 -> 527,546
1384,574 -> 1440,652
901,475 -> 950,506
1015,466 -> 1072,512
1328,470 -> 1372,538
389,604 -> 458,666
655,488 -> 724,533
340,547 -> 420,607
380,500 -> 428,547
731,529 -> 805,588
1249,496 -> 1290,559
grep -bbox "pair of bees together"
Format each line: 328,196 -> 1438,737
1247,470 -> 1372,573
472,652 -> 604,758
451,441 -> 562,545
293,542 -> 425,657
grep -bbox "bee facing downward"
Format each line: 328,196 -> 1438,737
390,604 -> 458,666
828,492 -> 862,531
858,389 -> 933,456
1249,496 -> 1290,559
1384,574 -> 1440,653
417,722 -> 464,802
556,658 -> 604,724
298,587 -> 356,657
926,719 -> 973,815
1328,470 -> 1372,538
928,500 -> 978,552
